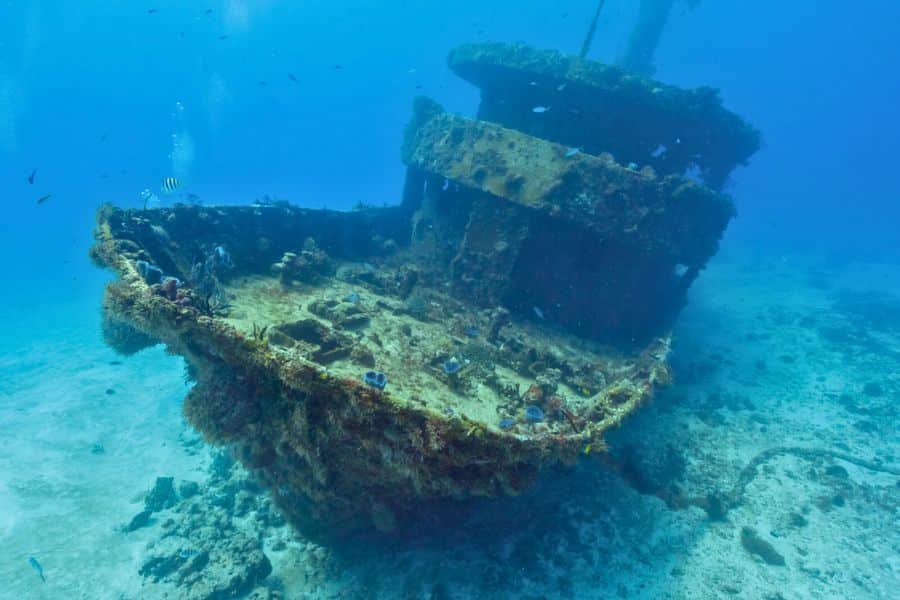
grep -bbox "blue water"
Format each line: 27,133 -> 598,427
1,1 -> 898,598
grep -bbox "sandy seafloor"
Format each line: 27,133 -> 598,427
1,246 -> 897,600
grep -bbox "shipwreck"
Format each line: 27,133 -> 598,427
91,43 -> 759,536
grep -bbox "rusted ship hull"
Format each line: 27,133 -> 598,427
90,42 -> 756,537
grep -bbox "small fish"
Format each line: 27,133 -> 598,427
28,556 -> 45,583
583,443 -> 592,456
161,177 -> 181,194
343,292 -> 360,304
556,83 -> 567,91
148,8 -> 157,14
651,144 -> 667,158
333,64 -> 344,70
136,260 -> 163,284
36,194 -> 51,204
213,246 -> 233,268
27,168 -> 37,184
100,132 -> 108,142
140,188 -> 159,208
218,34 -> 229,40
288,73 -> 298,83
185,192 -> 201,204
531,106 -> 550,113
205,9 -> 213,15
259,80 -> 267,87
533,306 -> 545,320
564,147 -> 581,158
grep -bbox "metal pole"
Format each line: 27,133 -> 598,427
579,0 -> 607,59
618,0 -> 677,76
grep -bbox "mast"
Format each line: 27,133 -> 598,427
578,0 -> 607,59
619,0 -> 677,76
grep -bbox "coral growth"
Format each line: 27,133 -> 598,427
270,237 -> 333,285
364,370 -> 388,390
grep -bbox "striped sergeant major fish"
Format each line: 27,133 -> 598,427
160,176 -> 182,195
